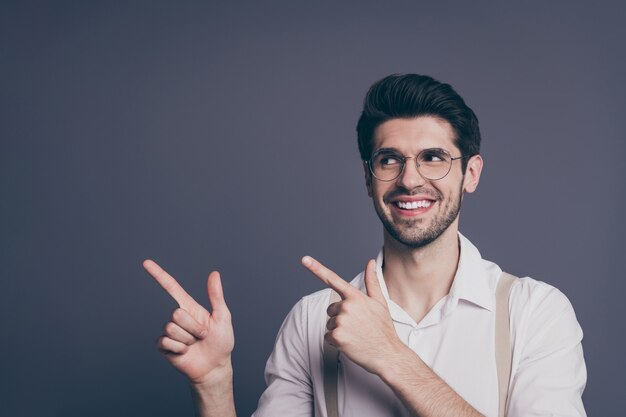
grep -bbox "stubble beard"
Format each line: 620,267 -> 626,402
376,183 -> 464,249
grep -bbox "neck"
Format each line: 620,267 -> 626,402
381,223 -> 461,323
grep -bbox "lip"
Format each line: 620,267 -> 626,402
390,194 -> 437,203
389,197 -> 436,217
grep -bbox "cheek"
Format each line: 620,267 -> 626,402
371,183 -> 391,202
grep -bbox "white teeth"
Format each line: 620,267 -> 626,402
396,200 -> 432,209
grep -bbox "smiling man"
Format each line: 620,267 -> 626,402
144,74 -> 587,417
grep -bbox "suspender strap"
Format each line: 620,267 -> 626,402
323,290 -> 342,417
323,273 -> 517,417
495,272 -> 516,417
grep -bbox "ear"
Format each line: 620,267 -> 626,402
363,162 -> 373,197
462,154 -> 483,194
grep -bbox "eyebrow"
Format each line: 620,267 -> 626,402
374,147 -> 402,154
374,147 -> 448,154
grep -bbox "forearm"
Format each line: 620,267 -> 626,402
189,364 -> 237,417
379,345 -> 483,417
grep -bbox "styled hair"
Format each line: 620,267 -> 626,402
356,74 -> 481,172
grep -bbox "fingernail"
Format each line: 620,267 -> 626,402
302,256 -> 312,267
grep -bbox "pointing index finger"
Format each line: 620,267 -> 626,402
143,259 -> 198,309
302,256 -> 355,299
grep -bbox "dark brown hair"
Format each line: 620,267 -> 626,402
356,74 -> 481,172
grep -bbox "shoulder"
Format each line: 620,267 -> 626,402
291,287 -> 336,323
504,276 -> 587,414
509,276 -> 578,321
276,288 -> 337,338
508,276 -> 584,363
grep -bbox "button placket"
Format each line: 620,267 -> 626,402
407,327 -> 421,346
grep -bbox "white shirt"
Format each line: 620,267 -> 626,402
252,234 -> 587,417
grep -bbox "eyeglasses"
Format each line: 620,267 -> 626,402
366,148 -> 469,182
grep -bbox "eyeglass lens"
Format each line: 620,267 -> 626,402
370,148 -> 452,181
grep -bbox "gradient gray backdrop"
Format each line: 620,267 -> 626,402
1,1 -> 624,416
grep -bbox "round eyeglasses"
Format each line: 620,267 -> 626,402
366,148 -> 470,182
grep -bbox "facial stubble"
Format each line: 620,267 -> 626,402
376,180 -> 465,249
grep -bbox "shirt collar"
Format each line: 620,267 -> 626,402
448,233 -> 496,312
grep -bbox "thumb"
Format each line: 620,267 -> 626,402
207,271 -> 230,318
364,259 -> 386,305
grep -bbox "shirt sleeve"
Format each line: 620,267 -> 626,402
507,282 -> 587,417
252,297 -> 314,417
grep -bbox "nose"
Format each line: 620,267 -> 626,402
396,157 -> 427,190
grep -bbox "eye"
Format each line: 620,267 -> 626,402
380,155 -> 401,166
421,149 -> 448,163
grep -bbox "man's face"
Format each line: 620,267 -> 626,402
365,116 -> 482,249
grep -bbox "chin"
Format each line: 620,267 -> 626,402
379,206 -> 460,250
385,225 -> 442,249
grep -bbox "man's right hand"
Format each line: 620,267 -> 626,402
144,260 -> 235,386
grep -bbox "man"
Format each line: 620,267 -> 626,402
144,74 -> 587,416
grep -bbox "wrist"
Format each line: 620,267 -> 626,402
189,360 -> 234,390
378,342 -> 423,384
189,361 -> 236,417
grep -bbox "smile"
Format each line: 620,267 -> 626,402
395,200 -> 433,209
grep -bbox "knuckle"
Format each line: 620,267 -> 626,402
171,308 -> 184,322
163,281 -> 175,294
156,336 -> 166,349
194,325 -> 207,338
164,322 -> 176,335
332,328 -> 343,341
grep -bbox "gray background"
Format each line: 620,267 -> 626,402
1,1 -> 624,416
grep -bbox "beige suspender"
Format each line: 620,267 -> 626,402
323,272 -> 517,417
323,290 -> 342,417
495,272 -> 516,417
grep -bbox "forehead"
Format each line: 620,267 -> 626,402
373,116 -> 458,153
